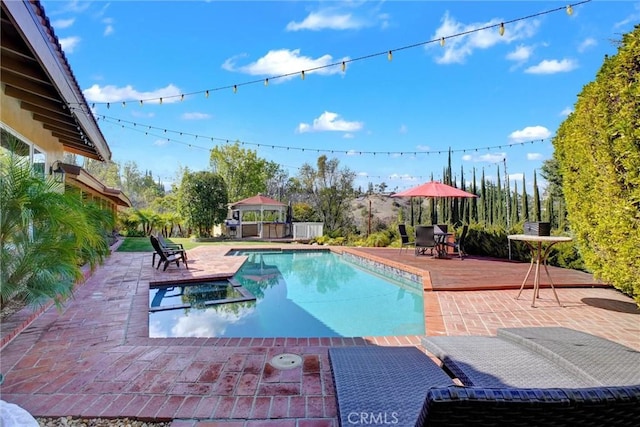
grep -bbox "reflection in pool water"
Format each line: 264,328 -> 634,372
149,250 -> 424,338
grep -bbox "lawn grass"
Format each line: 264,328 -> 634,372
116,236 -> 283,252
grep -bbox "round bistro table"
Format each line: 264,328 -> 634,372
507,234 -> 573,307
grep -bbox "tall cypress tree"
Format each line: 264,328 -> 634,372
521,173 -> 529,221
532,170 -> 541,221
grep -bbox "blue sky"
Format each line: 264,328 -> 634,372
42,0 -> 639,193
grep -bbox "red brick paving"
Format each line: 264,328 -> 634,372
0,243 -> 638,427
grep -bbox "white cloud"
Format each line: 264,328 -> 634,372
506,44 -> 533,62
578,37 -> 597,53
613,4 -> 640,30
181,112 -> 212,120
153,139 -> 169,147
416,145 -> 429,152
462,152 -> 506,163
346,149 -> 358,156
222,49 -> 348,81
52,18 -> 75,29
343,133 -> 355,139
83,83 -> 182,103
527,153 -> 544,160
297,111 -> 363,133
358,172 -> 369,177
560,107 -> 573,116
59,36 -> 80,53
399,124 -> 408,134
525,59 -> 577,74
509,125 -> 551,142
104,25 -> 114,36
509,173 -> 524,182
286,11 -> 365,31
429,12 -> 539,64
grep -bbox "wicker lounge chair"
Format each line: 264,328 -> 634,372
329,328 -> 640,426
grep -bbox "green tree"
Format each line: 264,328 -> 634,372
1,152 -> 111,309
532,170 -> 541,221
210,142 -> 279,201
297,156 -> 356,234
178,171 -> 228,237
553,26 -> 640,301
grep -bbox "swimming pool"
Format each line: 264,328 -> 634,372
148,250 -> 424,338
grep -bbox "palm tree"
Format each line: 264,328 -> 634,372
1,153 -> 112,309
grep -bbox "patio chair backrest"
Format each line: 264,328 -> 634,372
398,224 -> 410,244
415,225 -> 436,248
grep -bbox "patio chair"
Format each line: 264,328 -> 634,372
398,224 -> 414,254
149,235 -> 188,271
415,225 -> 437,256
157,233 -> 188,261
444,224 -> 468,259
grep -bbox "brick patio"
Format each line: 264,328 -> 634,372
1,242 -> 638,426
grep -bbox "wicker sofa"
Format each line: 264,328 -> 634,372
328,327 -> 640,426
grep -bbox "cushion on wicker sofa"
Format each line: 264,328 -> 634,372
496,327 -> 640,386
420,335 -> 593,388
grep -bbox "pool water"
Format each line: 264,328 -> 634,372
148,250 -> 424,338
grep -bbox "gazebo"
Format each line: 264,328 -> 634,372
227,194 -> 289,239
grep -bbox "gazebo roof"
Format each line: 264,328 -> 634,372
230,195 -> 286,209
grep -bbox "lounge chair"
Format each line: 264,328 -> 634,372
157,233 -> 188,261
415,225 -> 437,256
329,328 -> 640,426
398,224 -> 414,254
150,235 -> 188,271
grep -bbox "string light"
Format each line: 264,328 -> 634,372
264,78 -> 269,86
122,101 -> 126,108
205,90 -> 209,98
388,50 -> 393,61
73,1 -> 591,106
96,112 -> 548,158
499,22 -> 505,36
342,61 -> 346,72
180,94 -> 184,102
159,98 -> 163,104
139,100 -> 143,106
301,70 -> 305,80
233,85 -> 237,94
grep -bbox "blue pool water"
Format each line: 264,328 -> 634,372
149,250 -> 424,338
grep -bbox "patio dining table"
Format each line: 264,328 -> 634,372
508,234 -> 573,307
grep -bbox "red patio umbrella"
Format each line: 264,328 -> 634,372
391,181 -> 478,224
392,180 -> 478,199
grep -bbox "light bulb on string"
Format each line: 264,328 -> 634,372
388,50 -> 393,61
159,98 -> 163,104
122,102 -> 126,108
301,70 -> 305,80
499,23 -> 505,36
341,61 -> 346,72
139,100 -> 143,106
233,85 -> 237,94
107,103 -> 110,109
440,37 -> 445,47
205,90 -> 209,98
264,78 -> 269,86
181,94 -> 184,102
566,5 -> 573,15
